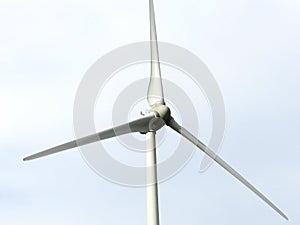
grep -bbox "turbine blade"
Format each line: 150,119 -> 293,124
147,0 -> 165,106
167,118 -> 289,221
23,114 -> 157,161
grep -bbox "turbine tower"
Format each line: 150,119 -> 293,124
24,0 -> 288,224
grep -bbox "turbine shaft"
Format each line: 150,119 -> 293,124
146,131 -> 160,225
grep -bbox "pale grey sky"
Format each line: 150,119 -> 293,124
0,0 -> 299,224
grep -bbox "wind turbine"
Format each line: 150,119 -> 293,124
24,0 -> 288,224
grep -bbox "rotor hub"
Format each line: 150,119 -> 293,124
150,104 -> 171,123
139,104 -> 172,133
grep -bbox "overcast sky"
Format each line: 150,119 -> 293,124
1,0 -> 300,224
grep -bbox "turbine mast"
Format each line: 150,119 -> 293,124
146,131 -> 160,225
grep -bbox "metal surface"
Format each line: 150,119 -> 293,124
146,131 -> 160,225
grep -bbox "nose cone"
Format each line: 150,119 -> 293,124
150,104 -> 171,123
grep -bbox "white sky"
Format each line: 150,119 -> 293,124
1,0 -> 300,224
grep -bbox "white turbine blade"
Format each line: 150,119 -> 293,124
147,0 -> 165,106
167,118 -> 289,220
146,131 -> 160,225
23,114 -> 157,161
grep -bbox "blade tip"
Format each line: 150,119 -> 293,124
23,156 -> 33,161
278,210 -> 289,221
